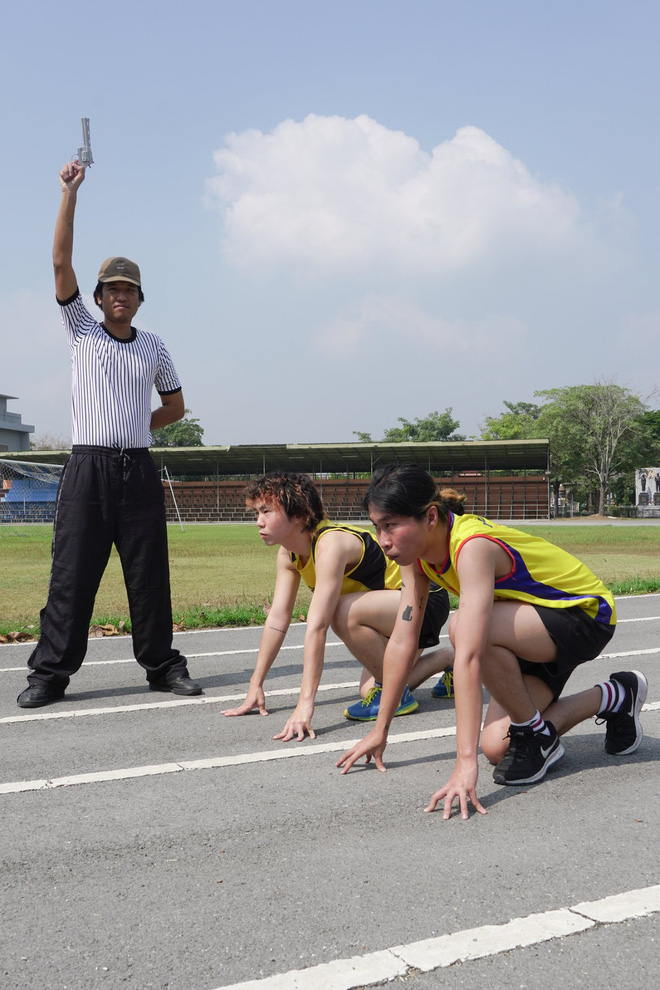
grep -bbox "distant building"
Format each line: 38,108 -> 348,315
0,394 -> 34,452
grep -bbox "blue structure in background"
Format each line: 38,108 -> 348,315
0,462 -> 61,523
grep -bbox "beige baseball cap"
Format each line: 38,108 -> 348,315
97,256 -> 142,287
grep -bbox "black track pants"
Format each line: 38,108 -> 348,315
27,447 -> 187,689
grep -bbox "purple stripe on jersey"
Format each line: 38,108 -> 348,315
494,543 -> 614,625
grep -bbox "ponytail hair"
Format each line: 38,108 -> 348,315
244,472 -> 326,532
363,463 -> 466,522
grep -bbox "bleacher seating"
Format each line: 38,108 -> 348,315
162,475 -> 549,523
0,477 -> 58,523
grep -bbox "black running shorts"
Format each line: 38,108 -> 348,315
517,604 -> 615,700
418,586 -> 450,649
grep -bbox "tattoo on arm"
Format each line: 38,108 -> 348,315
402,605 -> 413,621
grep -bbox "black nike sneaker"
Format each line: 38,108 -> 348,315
599,670 -> 648,756
493,720 -> 565,785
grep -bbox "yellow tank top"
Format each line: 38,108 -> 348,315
291,522 -> 402,594
417,513 -> 615,626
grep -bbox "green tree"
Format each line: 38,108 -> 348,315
353,410 -> 464,443
382,408 -> 465,442
151,409 -> 205,447
536,383 -> 653,514
481,401 -> 542,440
483,384 -> 655,514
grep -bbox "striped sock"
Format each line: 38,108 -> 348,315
510,710 -> 550,736
597,679 -> 624,715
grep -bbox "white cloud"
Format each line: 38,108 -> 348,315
313,294 -> 530,359
206,114 -> 583,274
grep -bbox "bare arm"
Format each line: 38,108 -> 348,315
274,530 -> 361,742
53,162 -> 86,300
336,563 -> 428,772
425,540 -> 500,820
150,390 -> 185,431
222,547 -> 300,716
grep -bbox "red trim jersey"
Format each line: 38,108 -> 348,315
417,513 -> 616,627
291,522 -> 402,594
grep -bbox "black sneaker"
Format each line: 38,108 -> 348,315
493,720 -> 565,786
17,683 -> 66,708
149,674 -> 203,696
599,670 -> 648,756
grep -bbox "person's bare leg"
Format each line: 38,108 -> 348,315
331,591 -> 398,687
359,666 -> 375,698
478,592 -> 606,764
334,589 -> 455,696
473,601 -> 556,718
482,683 -> 605,764
407,645 -> 455,691
481,676 -> 553,764
456,601 -> 555,762
333,590 -> 432,696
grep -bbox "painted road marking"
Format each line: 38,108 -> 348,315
210,884 -> 660,990
0,640 -> 347,672
0,635 -> 655,675
2,706 -> 659,794
0,608 -> 656,673
0,680 -> 362,724
3,677 -> 659,727
0,726 -> 458,794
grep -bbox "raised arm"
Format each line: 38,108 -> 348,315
221,546 -> 300,717
273,530 -> 359,742
337,563 -> 428,772
53,162 -> 86,300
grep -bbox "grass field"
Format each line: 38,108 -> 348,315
2,522 -> 660,637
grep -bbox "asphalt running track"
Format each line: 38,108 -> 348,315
1,595 -> 658,990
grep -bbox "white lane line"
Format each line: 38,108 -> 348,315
3,675 -> 660,729
0,641 -> 342,673
4,704 -> 657,793
603,647 -> 660,659
0,725 -> 457,795
617,615 -> 660,622
0,630 -> 652,674
0,680 -> 362,724
211,885 -> 660,990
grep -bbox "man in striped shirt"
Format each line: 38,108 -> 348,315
17,161 -> 201,707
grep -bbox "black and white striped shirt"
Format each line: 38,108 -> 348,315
59,290 -> 181,448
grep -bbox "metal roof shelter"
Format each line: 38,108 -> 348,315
4,440 -> 550,477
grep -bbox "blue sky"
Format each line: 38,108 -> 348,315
2,0 -> 659,445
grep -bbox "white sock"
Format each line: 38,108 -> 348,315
510,710 -> 550,735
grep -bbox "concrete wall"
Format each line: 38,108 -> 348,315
0,395 -> 34,452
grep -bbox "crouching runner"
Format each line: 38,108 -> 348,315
338,464 -> 647,819
222,472 -> 454,740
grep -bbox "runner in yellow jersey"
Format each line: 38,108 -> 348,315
222,472 -> 453,740
338,464 -> 647,818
